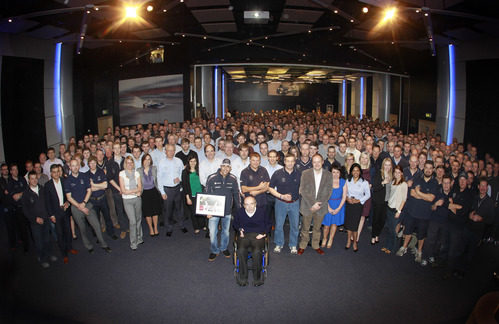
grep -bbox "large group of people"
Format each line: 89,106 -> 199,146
1,109 -> 498,286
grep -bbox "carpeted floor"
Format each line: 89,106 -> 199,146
1,221 -> 498,324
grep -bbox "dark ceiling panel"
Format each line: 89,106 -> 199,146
280,9 -> 324,23
191,8 -> 234,23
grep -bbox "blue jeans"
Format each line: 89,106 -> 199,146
383,208 -> 400,252
208,215 -> 231,254
274,200 -> 300,248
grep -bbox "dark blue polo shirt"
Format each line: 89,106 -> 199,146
240,166 -> 270,207
403,167 -> 422,182
88,168 -> 106,198
64,172 -> 90,203
431,187 -> 450,223
7,176 -> 27,208
408,175 -> 438,220
269,167 -> 301,201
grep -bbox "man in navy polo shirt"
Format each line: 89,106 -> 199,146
268,154 -> 301,254
64,159 -> 111,254
240,153 -> 270,210
396,160 -> 437,263
88,156 -> 117,240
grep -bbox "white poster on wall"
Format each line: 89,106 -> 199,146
119,74 -> 183,125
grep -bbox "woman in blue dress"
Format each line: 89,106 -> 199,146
321,165 -> 347,249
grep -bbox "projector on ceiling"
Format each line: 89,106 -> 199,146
244,11 -> 270,24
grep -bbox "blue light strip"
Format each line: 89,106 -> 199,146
360,77 -> 364,119
214,67 -> 218,119
54,42 -> 62,133
342,80 -> 346,116
221,72 -> 225,119
447,44 -> 455,145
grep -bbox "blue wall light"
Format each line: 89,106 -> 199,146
447,44 -> 455,145
54,42 -> 62,134
360,77 -> 364,119
222,72 -> 225,119
214,67 -> 218,119
342,80 -> 346,116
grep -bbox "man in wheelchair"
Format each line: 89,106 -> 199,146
233,196 -> 271,287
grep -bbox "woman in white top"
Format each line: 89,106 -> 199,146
344,163 -> 371,252
381,165 -> 408,254
119,156 -> 143,250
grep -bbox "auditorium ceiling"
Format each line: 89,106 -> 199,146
1,0 -> 499,73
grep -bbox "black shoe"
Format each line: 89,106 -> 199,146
208,253 -> 217,261
205,232 -> 210,238
103,247 -> 112,253
88,248 -> 94,254
111,235 -> 118,240
254,279 -> 264,287
237,278 -> 248,286
222,250 -> 231,258
166,232 -> 172,237
181,228 -> 188,234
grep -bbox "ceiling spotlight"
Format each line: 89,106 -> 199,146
146,5 -> 153,12
94,7 -> 99,11
180,0 -> 184,2
391,41 -> 395,44
362,7 -> 368,14
86,10 -> 91,14
163,9 -> 167,12
350,19 -> 354,23
208,48 -> 211,51
308,30 -> 311,33
125,6 -> 138,18
8,18 -> 12,22
424,13 -> 429,17
333,10 -> 338,14
246,42 -> 250,45
302,53 -> 306,57
264,36 -> 268,40
262,45 -> 265,48
203,36 -> 207,39
383,7 -> 397,21
415,9 -> 420,13
119,40 -> 122,43
329,27 -> 333,31
182,34 -> 185,37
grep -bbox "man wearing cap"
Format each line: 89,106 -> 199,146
205,158 -> 241,261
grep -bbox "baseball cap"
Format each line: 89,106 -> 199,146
221,158 -> 231,166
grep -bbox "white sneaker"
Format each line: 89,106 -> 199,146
396,247 -> 407,256
49,255 -> 58,262
421,259 -> 428,266
415,251 -> 423,263
290,246 -> 298,254
40,262 -> 50,269
273,246 -> 282,253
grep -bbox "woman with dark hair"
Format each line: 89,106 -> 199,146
321,165 -> 347,248
137,153 -> 162,237
382,165 -> 407,254
182,153 -> 204,234
370,157 -> 393,245
344,163 -> 371,252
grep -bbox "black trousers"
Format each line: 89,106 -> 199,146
31,221 -> 50,262
163,185 -> 185,232
2,207 -> 17,249
424,220 -> 449,260
372,202 -> 387,238
14,207 -> 30,252
237,233 -> 265,281
185,196 -> 205,230
54,208 -> 73,257
112,191 -> 128,231
90,196 -> 115,237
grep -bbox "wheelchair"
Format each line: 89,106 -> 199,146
233,232 -> 270,283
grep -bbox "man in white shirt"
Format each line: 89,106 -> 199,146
43,147 -> 63,178
267,129 -> 282,152
259,142 -> 270,168
199,144 -> 220,187
346,137 -> 361,163
150,136 -> 165,166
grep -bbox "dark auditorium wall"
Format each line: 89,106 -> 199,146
227,81 -> 339,113
465,59 -> 499,159
1,56 -> 47,166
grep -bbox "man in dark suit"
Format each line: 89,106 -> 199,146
21,171 -> 55,268
297,154 -> 333,255
45,164 -> 78,264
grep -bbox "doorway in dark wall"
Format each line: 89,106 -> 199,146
1,56 -> 47,168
